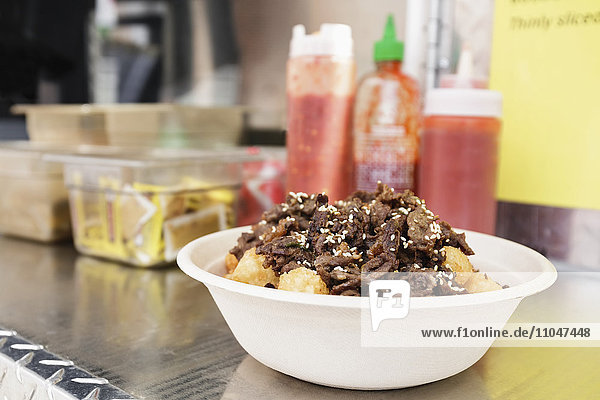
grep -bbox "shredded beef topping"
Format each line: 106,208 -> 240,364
229,183 -> 476,296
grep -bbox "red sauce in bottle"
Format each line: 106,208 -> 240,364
287,93 -> 354,200
286,24 -> 355,201
418,89 -> 502,234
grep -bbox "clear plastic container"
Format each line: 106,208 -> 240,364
0,142 -> 72,242
12,104 -> 245,148
102,104 -> 245,148
49,148 -> 251,267
12,105 -> 108,145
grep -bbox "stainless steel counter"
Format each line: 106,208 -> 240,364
0,235 -> 599,399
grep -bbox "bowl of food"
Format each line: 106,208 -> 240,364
178,183 -> 557,389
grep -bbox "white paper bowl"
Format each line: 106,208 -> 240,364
177,226 -> 557,390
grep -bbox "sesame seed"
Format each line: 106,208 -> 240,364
390,234 -> 395,240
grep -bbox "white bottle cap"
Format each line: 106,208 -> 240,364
289,24 -> 354,58
439,44 -> 488,88
424,89 -> 503,118
456,44 -> 474,81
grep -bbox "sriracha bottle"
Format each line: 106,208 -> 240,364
353,15 -> 421,192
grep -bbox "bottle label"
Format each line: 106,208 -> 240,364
354,127 -> 417,192
356,158 -> 414,192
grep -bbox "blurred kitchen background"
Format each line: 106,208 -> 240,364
0,0 -> 598,268
0,0 -> 493,141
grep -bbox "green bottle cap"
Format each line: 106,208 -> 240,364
374,15 -> 404,62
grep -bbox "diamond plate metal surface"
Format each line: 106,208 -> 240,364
0,329 -> 135,400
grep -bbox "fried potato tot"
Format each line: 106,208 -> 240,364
443,246 -> 473,273
453,272 -> 471,286
443,246 -> 501,292
463,272 -> 503,293
230,248 -> 279,287
443,246 -> 474,286
225,253 -> 239,274
278,267 -> 329,294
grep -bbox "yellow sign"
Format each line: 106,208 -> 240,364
490,0 -> 600,210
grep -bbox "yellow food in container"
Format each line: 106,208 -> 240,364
51,147 -> 251,267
